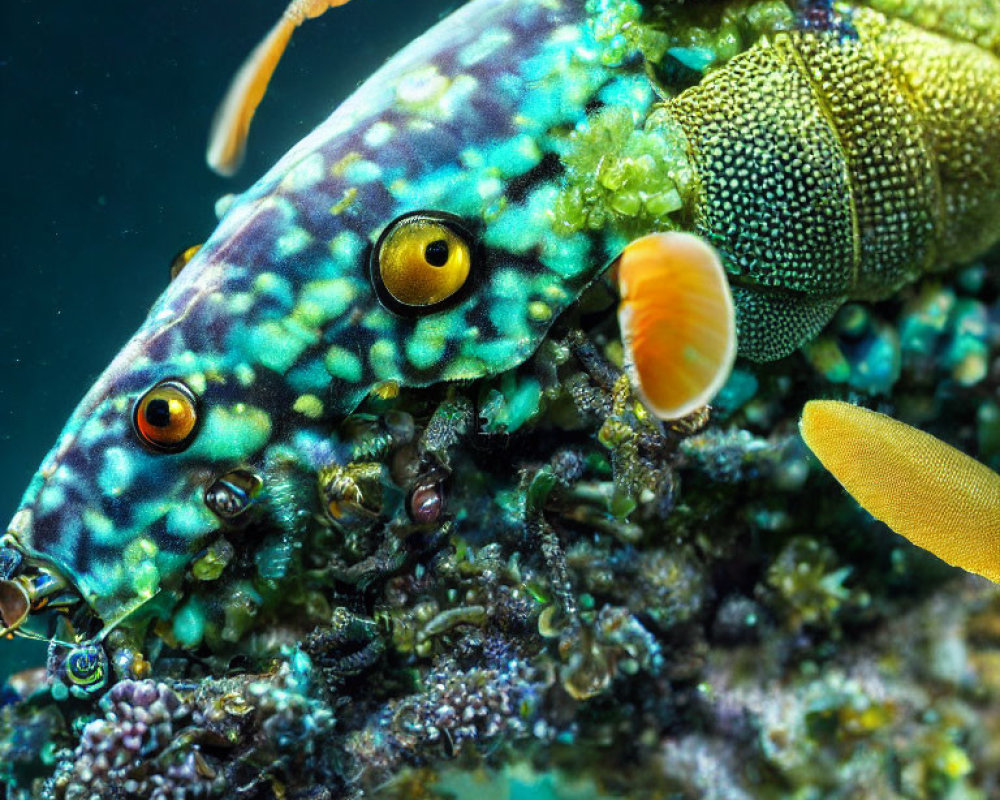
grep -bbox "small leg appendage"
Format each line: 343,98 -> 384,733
206,0 -> 354,176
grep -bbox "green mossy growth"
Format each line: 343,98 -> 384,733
767,537 -> 870,631
554,106 -> 694,238
587,0 -> 670,67
587,0 -> 795,74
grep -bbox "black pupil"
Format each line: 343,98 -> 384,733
145,397 -> 172,428
424,239 -> 449,267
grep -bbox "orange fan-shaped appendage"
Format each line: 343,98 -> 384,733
800,400 -> 1000,583
617,232 -> 736,420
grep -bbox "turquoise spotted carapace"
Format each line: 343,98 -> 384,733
4,0 -> 620,631
4,0 -> 1000,644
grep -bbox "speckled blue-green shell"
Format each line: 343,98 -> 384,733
3,0 -> 646,626
8,0 -> 1000,636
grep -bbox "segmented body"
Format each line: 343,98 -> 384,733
667,3 -> 1000,359
3,0 -> 1000,651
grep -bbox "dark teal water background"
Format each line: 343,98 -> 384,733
0,0 -> 457,679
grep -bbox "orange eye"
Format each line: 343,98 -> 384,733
133,380 -> 198,451
169,244 -> 202,280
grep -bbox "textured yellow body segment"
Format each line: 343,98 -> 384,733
662,5 -> 1000,362
789,27 -> 937,297
860,0 -> 1000,55
859,9 -> 1000,264
800,401 -> 1000,583
669,41 -> 856,295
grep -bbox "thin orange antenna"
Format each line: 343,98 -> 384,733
206,0 -> 354,177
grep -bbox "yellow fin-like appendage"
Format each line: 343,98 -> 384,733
800,400 -> 1000,582
206,0 -> 353,177
617,232 -> 736,421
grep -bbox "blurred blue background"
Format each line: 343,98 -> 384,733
0,0 -> 458,679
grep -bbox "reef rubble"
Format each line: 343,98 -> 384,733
4,253 -> 1000,800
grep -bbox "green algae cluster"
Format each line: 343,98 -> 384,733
587,0 -> 797,71
553,106 -> 694,238
559,0 -> 800,243
587,0 -> 668,67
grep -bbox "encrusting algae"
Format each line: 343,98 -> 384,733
5,0 -> 1000,798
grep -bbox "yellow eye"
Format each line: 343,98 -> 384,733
373,213 -> 472,310
134,380 -> 198,452
169,244 -> 202,280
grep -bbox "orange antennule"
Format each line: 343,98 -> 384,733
206,0 -> 354,177
617,232 -> 736,421
800,400 -> 1000,583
